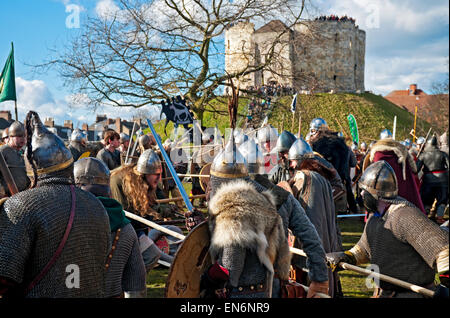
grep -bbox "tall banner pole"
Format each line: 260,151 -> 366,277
393,116 -> 397,140
413,106 -> 418,143
146,118 -> 194,212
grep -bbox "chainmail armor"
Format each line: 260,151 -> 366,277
355,198 -> 449,291
0,168 -> 111,297
105,223 -> 146,297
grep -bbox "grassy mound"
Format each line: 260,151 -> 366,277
151,92 -> 432,145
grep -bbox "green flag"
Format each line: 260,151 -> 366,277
0,43 -> 16,103
347,113 -> 359,145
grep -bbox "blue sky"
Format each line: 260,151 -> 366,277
1,0 -> 448,126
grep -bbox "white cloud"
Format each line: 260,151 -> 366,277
95,0 -> 122,21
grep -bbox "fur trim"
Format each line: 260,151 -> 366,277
369,139 -> 417,180
208,179 -> 291,280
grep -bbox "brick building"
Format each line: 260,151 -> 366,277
384,84 -> 449,132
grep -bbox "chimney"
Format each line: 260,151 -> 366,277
82,123 -> 89,131
0,110 -> 12,122
95,114 -> 107,123
409,84 -> 417,95
44,117 -> 54,127
115,118 -> 122,133
64,120 -> 73,130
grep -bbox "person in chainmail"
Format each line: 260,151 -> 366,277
238,138 -> 330,298
68,129 -> 88,161
74,157 -> 146,298
0,121 -> 30,197
416,135 -> 449,224
287,137 -> 343,298
201,136 -> 291,298
109,149 -> 182,272
268,130 -> 297,184
327,160 -> 449,298
0,111 -> 111,298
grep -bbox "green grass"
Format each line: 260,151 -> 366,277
337,218 -> 373,298
151,92 -> 432,145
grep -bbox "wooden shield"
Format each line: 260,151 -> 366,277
199,163 -> 211,192
165,221 -> 211,298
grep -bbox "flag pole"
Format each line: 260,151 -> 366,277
14,100 -> 18,121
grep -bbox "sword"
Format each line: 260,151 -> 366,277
146,118 -> 194,212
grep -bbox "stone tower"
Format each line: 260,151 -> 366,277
224,18 -> 365,93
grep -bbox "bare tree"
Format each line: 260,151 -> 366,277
37,0 -> 309,121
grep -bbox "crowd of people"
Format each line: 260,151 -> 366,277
315,15 -> 356,23
245,84 -> 295,98
0,110 -> 448,299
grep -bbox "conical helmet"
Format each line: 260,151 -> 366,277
379,129 -> 392,140
71,129 -> 86,143
288,137 -> 313,160
234,130 -> 249,148
24,111 -> 73,177
119,132 -> 130,143
135,149 -> 162,175
416,136 -> 425,145
74,157 -> 110,186
257,125 -> 279,144
270,130 -> 297,154
8,121 -> 25,137
360,142 -> 367,151
210,132 -> 248,179
238,138 -> 264,175
359,160 -> 398,200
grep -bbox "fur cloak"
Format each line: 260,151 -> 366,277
208,179 -> 292,293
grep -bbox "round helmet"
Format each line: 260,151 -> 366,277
8,121 -> 25,137
379,129 -> 392,140
309,118 -> 328,133
403,138 -> 412,148
135,149 -> 162,175
71,129 -> 87,143
119,133 -> 130,144
138,134 -> 151,149
24,111 -> 73,177
74,157 -> 110,186
238,138 -> 264,175
360,142 -> 367,150
270,130 -> 297,154
288,138 -> 313,160
416,136 -> 425,145
210,134 -> 248,179
351,143 -> 358,151
359,160 -> 398,201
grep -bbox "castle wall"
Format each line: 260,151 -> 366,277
224,19 -> 366,94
